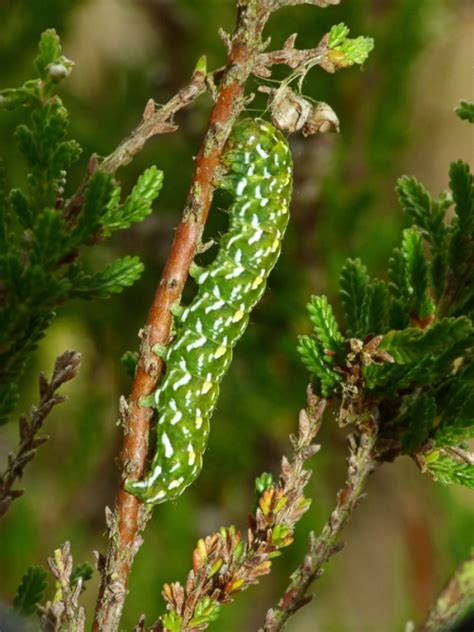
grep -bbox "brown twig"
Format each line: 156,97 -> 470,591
262,418 -> 378,631
0,350 -> 81,518
254,32 -> 332,78
142,392 -> 326,631
415,552 -> 474,632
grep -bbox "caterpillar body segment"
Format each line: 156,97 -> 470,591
125,119 -> 293,504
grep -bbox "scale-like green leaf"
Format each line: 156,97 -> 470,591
435,376 -> 474,446
71,171 -> 116,245
70,562 -> 93,590
328,24 -> 374,66
400,393 -> 436,453
401,227 -> 433,318
397,176 -> 431,230
297,335 -> 341,396
381,317 -> 473,364
425,452 -> 474,490
121,350 -> 139,378
306,295 -> 343,352
360,279 -> 389,336
450,160 -> 473,232
68,256 -> 144,300
13,566 -> 47,616
328,23 -> 350,48
34,29 -> 62,80
29,208 -> 67,267
456,100 -> 474,123
103,166 -> 163,234
340,258 -> 369,336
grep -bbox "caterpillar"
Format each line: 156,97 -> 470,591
125,118 -> 293,504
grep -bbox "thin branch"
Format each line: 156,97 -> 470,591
272,0 -> 340,8
92,2 -> 273,630
65,64 -> 208,223
256,33 -> 328,71
39,542 -> 86,632
417,552 -> 474,632
0,350 -> 81,518
262,418 -> 378,631
147,393 -> 326,631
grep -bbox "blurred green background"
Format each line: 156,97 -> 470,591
0,1 -> 473,630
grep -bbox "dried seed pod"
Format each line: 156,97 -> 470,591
302,101 -> 340,136
260,85 -> 312,134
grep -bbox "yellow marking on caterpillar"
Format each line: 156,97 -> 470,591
214,345 -> 227,358
201,381 -> 213,394
232,309 -> 245,322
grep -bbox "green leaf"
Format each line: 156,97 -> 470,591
425,451 -> 474,490
297,335 -> 341,396
68,256 -> 144,300
401,227 -> 433,319
255,472 -> 273,496
435,373 -> 474,446
72,171 -> 116,245
363,356 -> 432,392
397,176 -> 432,231
13,566 -> 48,616
0,82 -> 39,111
121,350 -> 139,378
103,166 -> 164,234
328,23 -> 350,48
388,248 -> 409,303
15,124 -> 37,169
306,295 -> 343,352
34,29 -> 62,80
337,36 -> 375,66
70,562 -> 93,590
29,208 -> 67,267
381,317 -> 473,365
396,177 -> 447,274
162,611 -> 183,632
339,258 -> 370,336
400,393 -> 436,453
9,189 -> 32,230
449,160 -> 473,232
328,23 -> 374,67
359,279 -> 389,336
189,596 -> 221,627
456,100 -> 474,123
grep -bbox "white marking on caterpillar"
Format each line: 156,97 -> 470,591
170,410 -> 183,425
172,373 -> 192,390
186,336 -> 207,351
162,432 -> 174,458
168,477 -> 185,490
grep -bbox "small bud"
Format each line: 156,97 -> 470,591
261,85 -> 312,134
48,63 -> 70,82
194,55 -> 207,76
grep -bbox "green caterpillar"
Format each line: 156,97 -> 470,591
125,118 -> 293,504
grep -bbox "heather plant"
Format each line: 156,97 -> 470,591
0,2 -> 472,632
